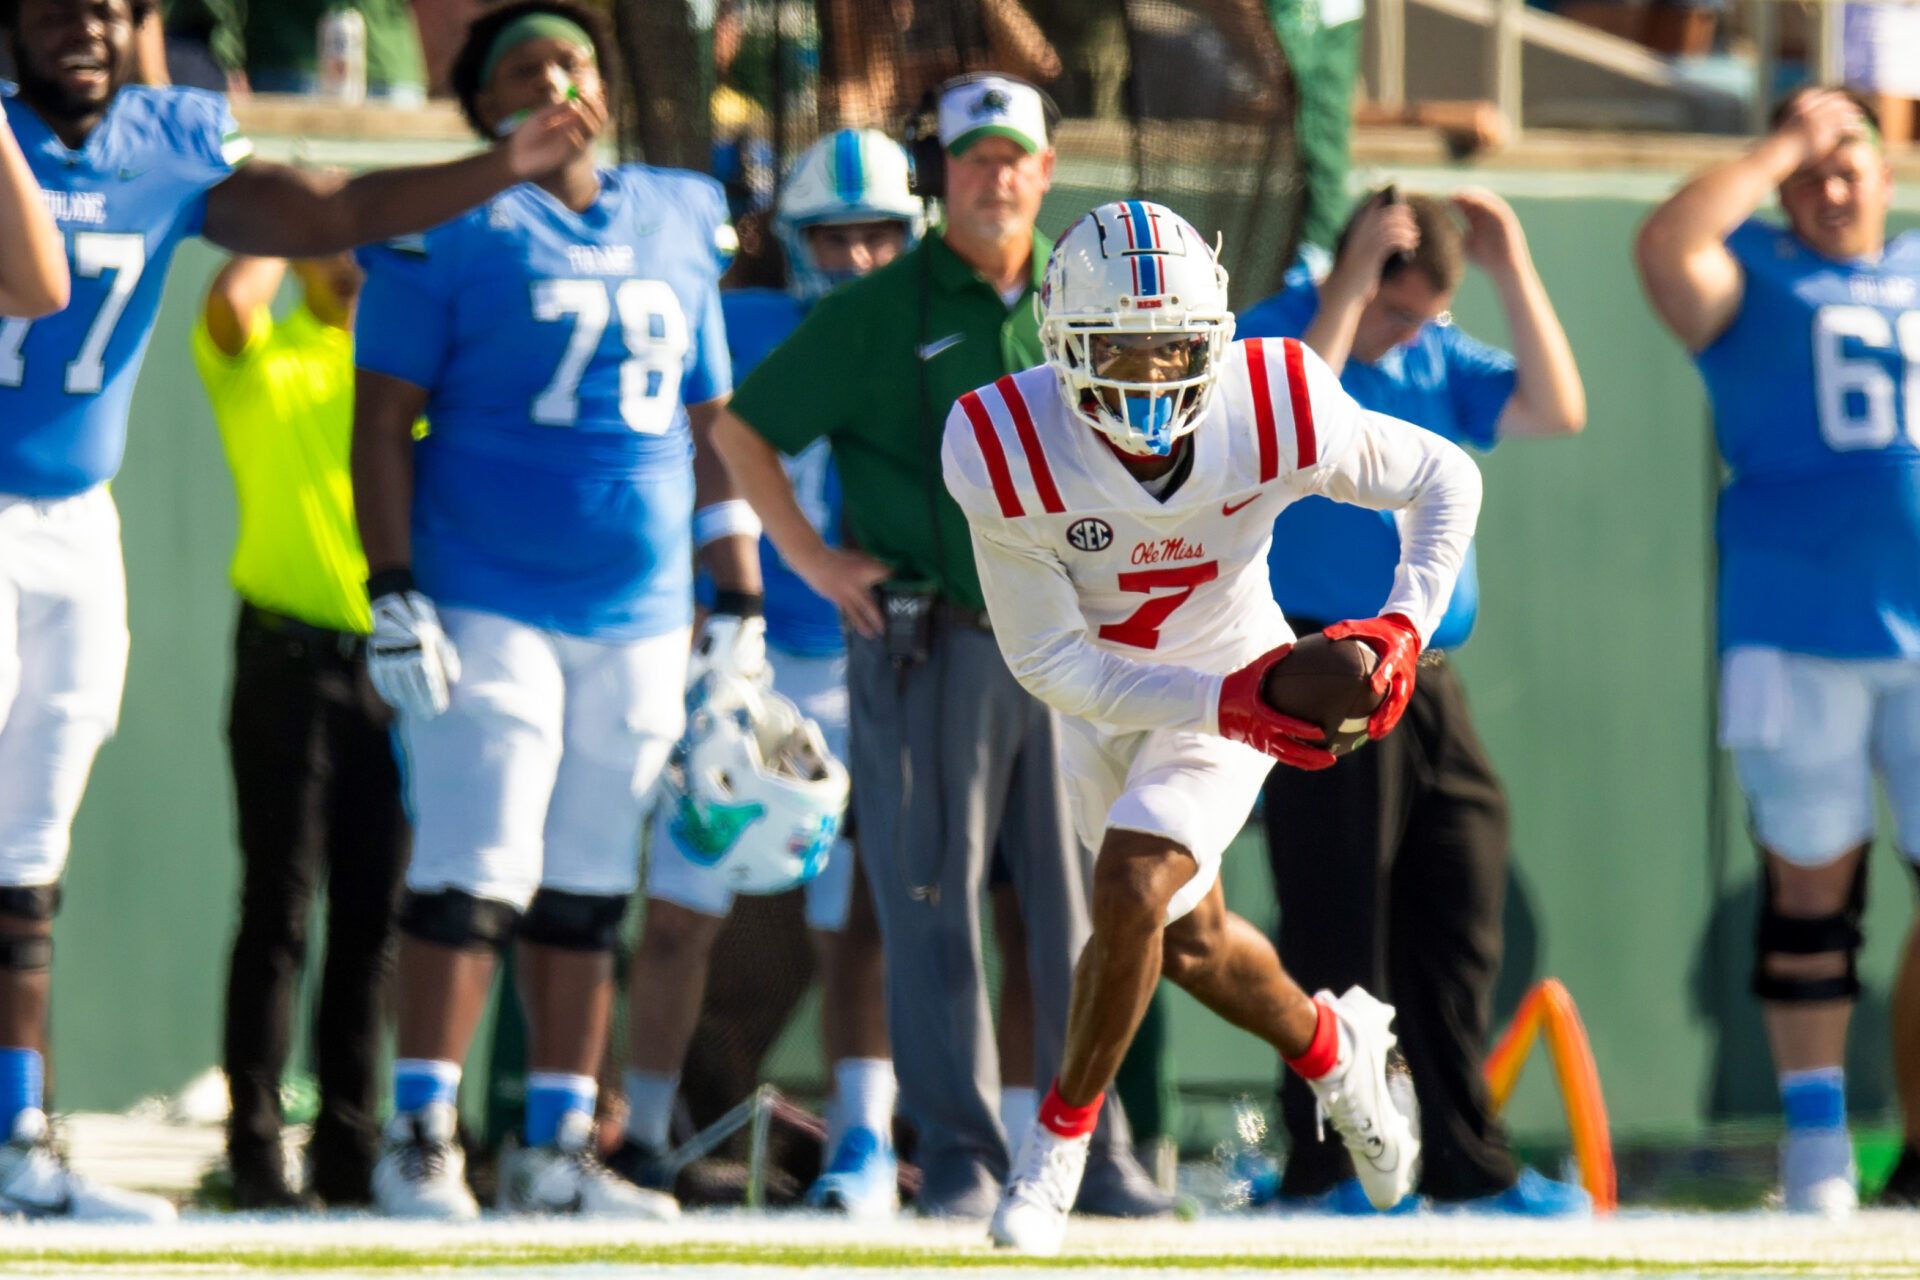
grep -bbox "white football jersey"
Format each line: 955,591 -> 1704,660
941,336 -> 1482,737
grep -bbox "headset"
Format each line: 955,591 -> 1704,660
904,71 -> 1062,200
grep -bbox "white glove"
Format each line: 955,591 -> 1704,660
690,612 -> 769,687
368,589 -> 461,718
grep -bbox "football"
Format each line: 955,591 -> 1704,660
1258,633 -> 1383,756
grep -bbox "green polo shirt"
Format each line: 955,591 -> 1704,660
729,229 -> 1052,613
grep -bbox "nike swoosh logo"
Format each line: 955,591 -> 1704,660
917,333 -> 965,361
1221,495 -> 1259,516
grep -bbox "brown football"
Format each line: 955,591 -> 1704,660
1258,634 -> 1383,756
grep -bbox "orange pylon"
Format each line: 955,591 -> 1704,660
1482,977 -> 1617,1212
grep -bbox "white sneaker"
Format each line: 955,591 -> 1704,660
1781,1126 -> 1858,1217
0,1109 -> 175,1221
499,1110 -> 679,1219
1305,986 -> 1421,1211
990,1121 -> 1089,1256
372,1103 -> 479,1220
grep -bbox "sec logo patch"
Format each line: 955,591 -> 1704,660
1066,517 -> 1114,552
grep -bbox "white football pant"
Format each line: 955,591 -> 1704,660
1055,715 -> 1275,924
1721,645 -> 1920,866
0,489 -> 129,888
400,608 -> 689,908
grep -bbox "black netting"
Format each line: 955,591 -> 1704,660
616,0 -> 1305,308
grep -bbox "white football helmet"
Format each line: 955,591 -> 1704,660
660,674 -> 849,896
774,128 -> 925,301
1039,200 -> 1234,456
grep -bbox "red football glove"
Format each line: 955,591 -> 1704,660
1322,612 -> 1422,739
1217,643 -> 1338,770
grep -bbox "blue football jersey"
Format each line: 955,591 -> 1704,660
720,288 -> 843,657
0,84 -> 248,498
1696,220 -> 1920,657
355,166 -> 732,640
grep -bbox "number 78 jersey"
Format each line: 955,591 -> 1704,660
354,165 -> 732,641
941,337 -> 1481,736
1695,219 -> 1920,657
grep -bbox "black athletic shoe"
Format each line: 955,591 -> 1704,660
605,1138 -> 677,1194
229,1158 -> 321,1213
1877,1145 -> 1920,1207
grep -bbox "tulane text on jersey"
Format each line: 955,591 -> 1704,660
1,84 -> 251,498
355,166 -> 732,641
1697,219 -> 1920,658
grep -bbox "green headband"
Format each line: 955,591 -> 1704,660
479,13 -> 595,88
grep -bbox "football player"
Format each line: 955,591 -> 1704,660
1637,86 -> 1920,1214
0,104 -> 64,317
616,128 -> 919,1217
941,200 -> 1482,1254
349,2 -> 750,1220
0,0 -> 593,1220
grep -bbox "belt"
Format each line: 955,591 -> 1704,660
241,601 -> 366,661
935,602 -> 993,632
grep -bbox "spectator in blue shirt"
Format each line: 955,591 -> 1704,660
1238,186 -> 1588,1215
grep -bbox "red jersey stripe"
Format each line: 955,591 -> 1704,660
1244,339 -> 1280,482
1283,338 -> 1317,467
995,375 -> 1066,514
960,391 -> 1024,518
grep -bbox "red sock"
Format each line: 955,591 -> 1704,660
1284,1000 -> 1342,1081
1037,1080 -> 1104,1138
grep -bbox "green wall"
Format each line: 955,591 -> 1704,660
47,158 -> 1918,1150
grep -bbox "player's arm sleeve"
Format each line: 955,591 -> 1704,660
173,89 -> 254,238
351,239 -> 453,392
942,410 -> 1225,734
727,289 -> 862,454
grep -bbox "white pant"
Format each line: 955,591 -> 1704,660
645,646 -> 857,932
400,608 -> 689,909
1721,646 -> 1920,865
0,489 -> 128,888
1056,714 -> 1274,924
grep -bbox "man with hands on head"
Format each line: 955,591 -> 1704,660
0,0 -> 594,1221
1237,182 -> 1587,1216
1638,87 -> 1920,1215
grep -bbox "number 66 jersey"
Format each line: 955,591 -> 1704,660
941,336 -> 1482,737
354,165 -> 731,641
1697,220 -> 1920,659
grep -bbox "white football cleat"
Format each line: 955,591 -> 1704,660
0,1109 -> 175,1221
499,1110 -> 679,1219
990,1121 -> 1090,1255
372,1103 -> 480,1220
1305,986 -> 1421,1211
1781,1126 -> 1858,1218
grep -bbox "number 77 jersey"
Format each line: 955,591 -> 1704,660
941,336 -> 1481,736
1695,219 -> 1920,658
1,85 -> 250,498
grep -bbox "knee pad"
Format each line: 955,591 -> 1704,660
0,886 -> 59,973
518,889 -> 629,952
1753,857 -> 1868,1003
399,889 -> 521,953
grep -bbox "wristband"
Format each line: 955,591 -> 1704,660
693,499 -> 763,549
366,567 -> 417,601
710,590 -> 764,619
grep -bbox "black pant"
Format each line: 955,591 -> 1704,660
223,603 -> 408,1197
1262,650 -> 1518,1201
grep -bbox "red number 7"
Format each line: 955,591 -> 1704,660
1097,562 -> 1219,650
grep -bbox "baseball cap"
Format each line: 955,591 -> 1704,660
937,76 -> 1050,157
